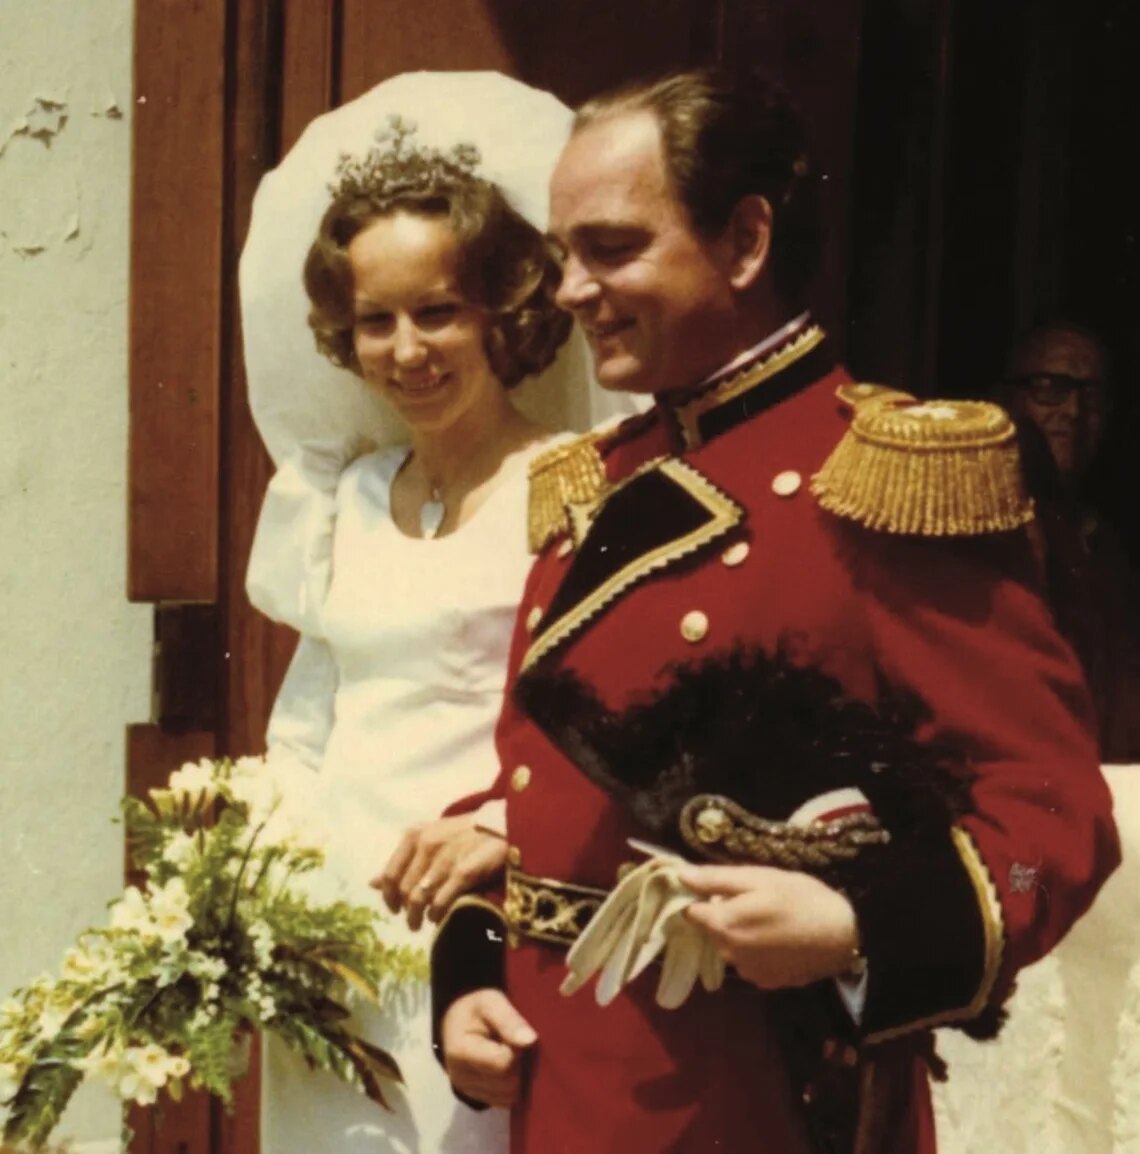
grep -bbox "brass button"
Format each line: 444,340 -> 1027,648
766,468 -> 803,496
507,845 -> 522,867
556,538 -> 574,559
721,541 -> 750,567
525,606 -> 543,632
771,470 -> 802,497
680,610 -> 709,643
510,765 -> 532,792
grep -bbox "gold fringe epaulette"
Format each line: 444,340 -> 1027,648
527,433 -> 609,553
811,390 -> 1034,536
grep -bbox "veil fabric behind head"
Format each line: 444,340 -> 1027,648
240,70 -> 642,466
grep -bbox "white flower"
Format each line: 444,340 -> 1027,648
128,1042 -> 180,1088
190,1006 -> 214,1031
35,1002 -> 72,1041
231,754 -> 267,777
110,886 -> 154,938
149,877 -> 193,945
186,951 -> 226,982
226,769 -> 282,824
247,920 -> 275,969
162,830 -> 198,868
168,759 -> 219,803
256,992 -> 277,1021
117,1069 -> 159,1106
73,1040 -> 125,1081
61,937 -> 121,984
0,1060 -> 22,1102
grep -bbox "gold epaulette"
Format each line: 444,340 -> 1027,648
811,387 -> 1034,536
527,433 -> 610,553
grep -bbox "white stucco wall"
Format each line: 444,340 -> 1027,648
0,3 -> 149,1149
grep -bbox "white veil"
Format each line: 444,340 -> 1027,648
239,70 -> 641,466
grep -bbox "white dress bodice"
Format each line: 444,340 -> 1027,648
246,439 -> 538,1154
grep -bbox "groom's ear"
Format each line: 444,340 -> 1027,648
724,195 -> 772,291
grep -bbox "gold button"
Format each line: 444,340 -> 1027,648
556,538 -> 574,559
510,765 -> 532,792
771,470 -> 802,497
680,610 -> 709,642
721,541 -> 750,567
507,845 -> 522,867
525,606 -> 543,632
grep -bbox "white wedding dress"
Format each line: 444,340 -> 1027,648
246,438 -> 541,1154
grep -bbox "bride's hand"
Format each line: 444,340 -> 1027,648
372,815 -> 508,931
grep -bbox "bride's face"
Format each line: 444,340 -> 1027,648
348,212 -> 501,434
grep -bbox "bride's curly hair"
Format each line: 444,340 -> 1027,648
304,119 -> 571,389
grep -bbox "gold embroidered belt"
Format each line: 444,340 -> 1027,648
504,865 -> 608,948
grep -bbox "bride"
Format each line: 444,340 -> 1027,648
240,73 -> 636,1154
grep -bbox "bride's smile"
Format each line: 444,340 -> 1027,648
348,212 -> 503,437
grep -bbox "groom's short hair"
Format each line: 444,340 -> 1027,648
574,68 -> 822,307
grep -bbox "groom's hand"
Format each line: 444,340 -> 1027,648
442,989 -> 537,1107
373,815 -> 508,930
678,863 -> 860,990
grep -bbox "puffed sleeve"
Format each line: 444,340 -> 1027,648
246,439 -> 369,771
246,439 -> 369,634
848,529 -> 1120,1043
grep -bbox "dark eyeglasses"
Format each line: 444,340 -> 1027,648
1006,372 -> 1104,407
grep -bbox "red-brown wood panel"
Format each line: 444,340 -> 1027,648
219,5 -> 289,1151
484,0 -> 718,106
280,0 -> 339,150
719,0 -> 864,350
340,0 -> 513,99
341,0 -> 717,107
129,0 -> 227,602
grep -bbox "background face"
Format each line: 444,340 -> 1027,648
1005,329 -> 1108,481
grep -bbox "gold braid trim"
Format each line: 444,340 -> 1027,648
504,866 -> 607,947
679,795 -> 890,869
527,433 -> 609,554
669,323 -> 826,448
811,395 -> 1034,536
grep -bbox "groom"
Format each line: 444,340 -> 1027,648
430,68 -> 1118,1153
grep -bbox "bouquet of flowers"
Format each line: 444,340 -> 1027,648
0,755 -> 425,1150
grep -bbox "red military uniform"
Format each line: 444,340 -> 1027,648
433,322 -> 1118,1153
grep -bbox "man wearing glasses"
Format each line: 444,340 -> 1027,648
999,322 -> 1140,762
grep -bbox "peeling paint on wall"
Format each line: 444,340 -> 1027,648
0,86 -> 118,259
1,6 -> 150,1149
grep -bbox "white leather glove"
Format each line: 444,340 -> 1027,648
560,843 -> 724,1009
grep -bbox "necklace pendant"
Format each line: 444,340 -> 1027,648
420,498 -> 446,539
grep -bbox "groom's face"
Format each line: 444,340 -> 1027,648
548,110 -> 741,397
